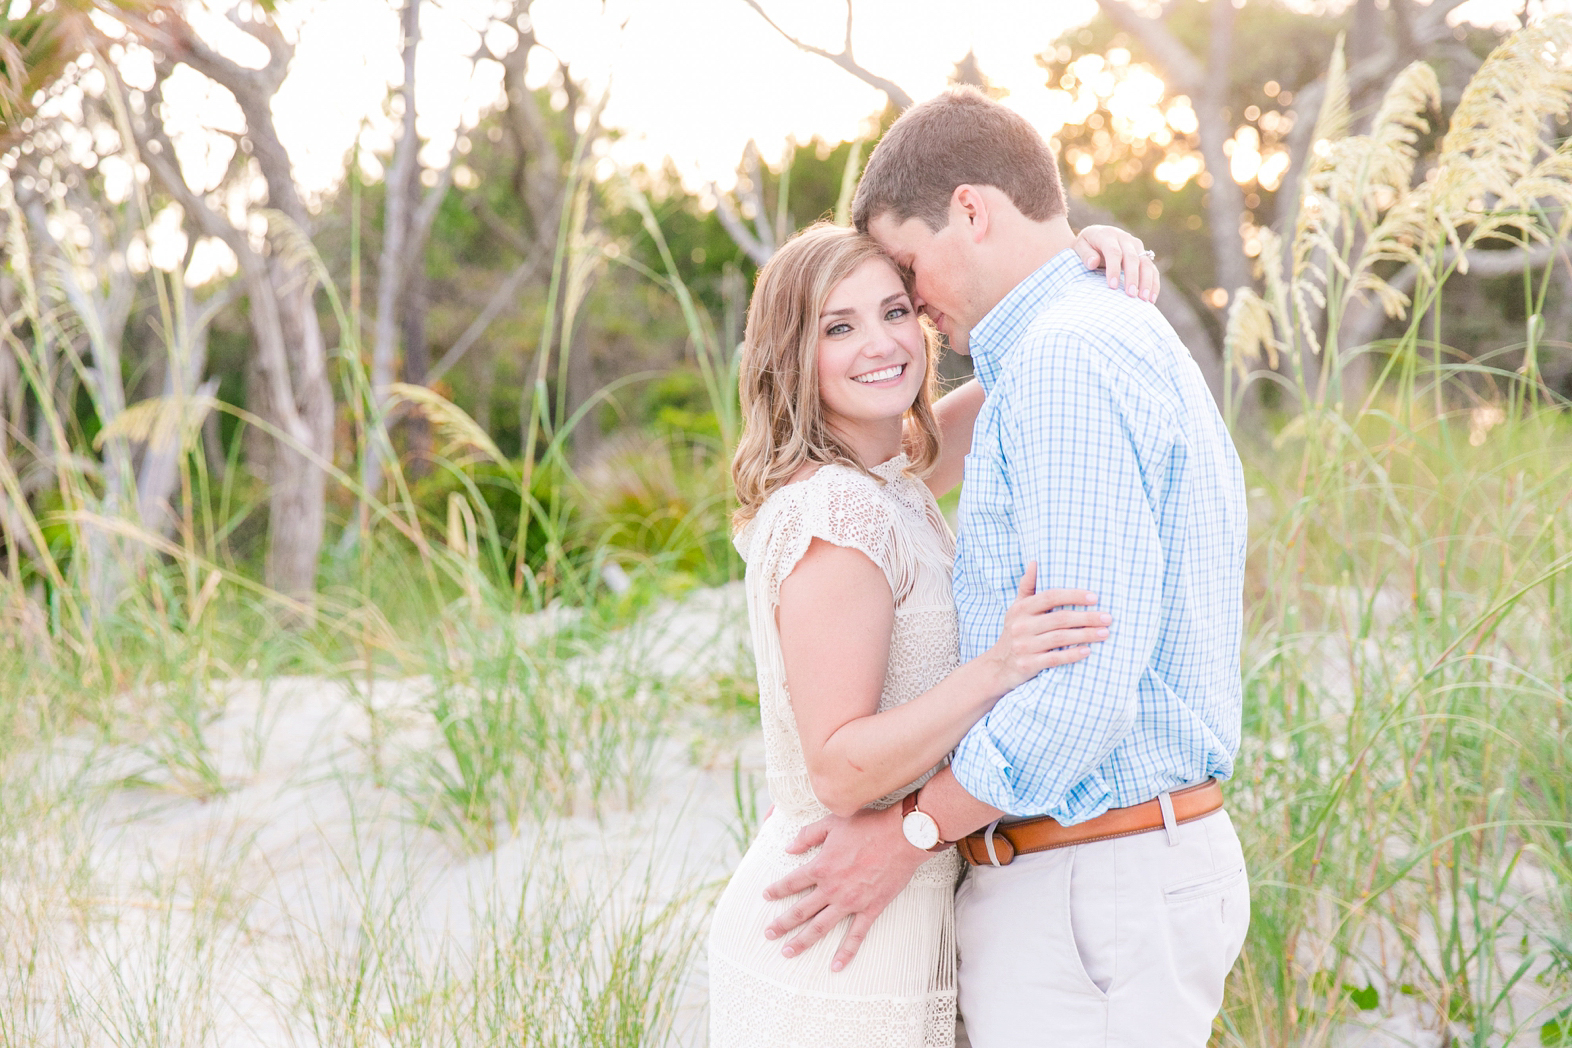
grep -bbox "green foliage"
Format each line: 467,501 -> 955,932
578,434 -> 738,589
638,368 -> 723,441
409,456 -> 584,586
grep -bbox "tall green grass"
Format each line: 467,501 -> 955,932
1215,24 -> 1572,1044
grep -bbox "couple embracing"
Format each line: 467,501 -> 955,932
708,88 -> 1251,1048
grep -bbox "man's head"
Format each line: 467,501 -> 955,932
853,88 -> 1073,354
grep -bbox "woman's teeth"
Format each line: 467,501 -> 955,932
853,364 -> 905,384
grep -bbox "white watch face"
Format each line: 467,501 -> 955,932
902,810 -> 940,851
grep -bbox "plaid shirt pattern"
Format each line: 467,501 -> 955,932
948,249 -> 1248,824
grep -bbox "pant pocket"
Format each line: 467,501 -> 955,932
1065,847 -> 1115,998
1163,863 -> 1246,904
1164,862 -> 1251,1013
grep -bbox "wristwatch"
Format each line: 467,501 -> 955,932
900,788 -> 951,852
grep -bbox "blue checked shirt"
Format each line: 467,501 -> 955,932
948,249 -> 1248,824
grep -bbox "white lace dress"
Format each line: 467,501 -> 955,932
709,454 -> 964,1048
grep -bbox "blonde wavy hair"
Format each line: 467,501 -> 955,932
732,222 -> 941,528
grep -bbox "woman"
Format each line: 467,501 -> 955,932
708,222 -> 1152,1047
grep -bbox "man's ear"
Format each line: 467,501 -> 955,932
952,184 -> 990,243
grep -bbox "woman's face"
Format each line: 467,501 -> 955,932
814,256 -> 926,436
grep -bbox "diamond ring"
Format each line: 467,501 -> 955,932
1141,249 -> 1156,260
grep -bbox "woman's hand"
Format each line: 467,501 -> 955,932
984,563 -> 1111,694
1072,225 -> 1161,303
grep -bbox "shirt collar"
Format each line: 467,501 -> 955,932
967,248 -> 1086,390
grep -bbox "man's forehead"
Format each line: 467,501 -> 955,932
868,214 -> 931,260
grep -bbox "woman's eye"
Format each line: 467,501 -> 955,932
885,305 -> 910,321
826,322 -> 851,336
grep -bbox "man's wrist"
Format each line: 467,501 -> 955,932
920,767 -> 1005,842
899,786 -> 957,853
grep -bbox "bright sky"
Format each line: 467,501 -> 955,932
144,0 -> 1566,202
24,0 -> 1563,284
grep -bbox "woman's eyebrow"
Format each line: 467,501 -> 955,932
820,293 -> 907,320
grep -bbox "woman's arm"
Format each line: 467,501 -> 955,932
778,544 -> 1110,817
924,379 -> 984,497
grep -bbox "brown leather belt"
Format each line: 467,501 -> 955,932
958,779 -> 1224,867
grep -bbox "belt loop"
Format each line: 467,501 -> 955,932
1157,791 -> 1179,847
983,820 -> 1004,867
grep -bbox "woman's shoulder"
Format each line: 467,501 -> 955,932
735,460 -> 895,566
770,459 -> 883,510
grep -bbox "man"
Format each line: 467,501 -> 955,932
760,87 -> 1251,1046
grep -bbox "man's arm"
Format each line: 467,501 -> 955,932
950,333 -> 1166,821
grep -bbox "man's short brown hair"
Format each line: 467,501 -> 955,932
852,87 -> 1067,234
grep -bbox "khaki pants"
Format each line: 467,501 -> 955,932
953,808 -> 1249,1048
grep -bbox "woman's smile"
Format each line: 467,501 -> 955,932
853,363 -> 908,385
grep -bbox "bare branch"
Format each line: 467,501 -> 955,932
125,20 -> 309,230
406,153 -> 458,274
710,185 -> 773,267
1413,0 -> 1473,39
130,76 -> 249,256
739,0 -> 913,109
742,141 -> 777,256
422,247 -> 550,386
1094,0 -> 1204,95
365,0 -> 423,497
225,8 -> 293,87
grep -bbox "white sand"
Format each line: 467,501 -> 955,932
4,580 -> 1561,1046
4,583 -> 761,1047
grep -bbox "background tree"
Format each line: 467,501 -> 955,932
111,3 -> 336,611
1051,0 -> 1568,404
0,0 -> 233,620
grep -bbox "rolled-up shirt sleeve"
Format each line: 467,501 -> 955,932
949,333 -> 1168,822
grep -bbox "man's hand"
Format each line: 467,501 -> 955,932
761,803 -> 930,972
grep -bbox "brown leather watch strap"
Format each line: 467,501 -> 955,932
901,788 -> 954,853
958,779 -> 1224,867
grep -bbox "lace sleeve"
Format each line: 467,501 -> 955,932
753,468 -> 898,608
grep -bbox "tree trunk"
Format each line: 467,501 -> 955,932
400,257 -> 433,479
264,257 -> 333,608
1196,1 -> 1251,305
364,0 -> 421,502
566,320 -> 598,466
135,282 -> 227,539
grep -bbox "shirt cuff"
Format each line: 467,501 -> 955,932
950,730 -> 1026,817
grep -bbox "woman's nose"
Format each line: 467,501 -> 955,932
868,326 -> 901,357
